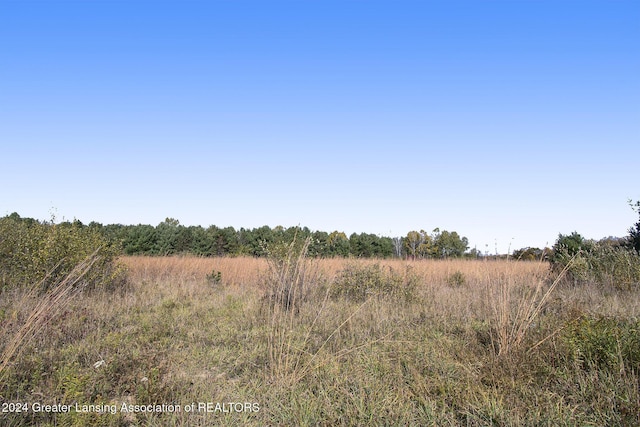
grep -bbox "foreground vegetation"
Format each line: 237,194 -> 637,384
1,206 -> 639,425
2,252 -> 639,426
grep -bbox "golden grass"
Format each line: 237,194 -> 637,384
120,255 -> 268,288
120,255 -> 546,288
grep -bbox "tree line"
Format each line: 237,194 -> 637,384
1,213 -> 472,259
3,201 -> 640,261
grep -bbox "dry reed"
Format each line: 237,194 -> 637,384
0,250 -> 101,378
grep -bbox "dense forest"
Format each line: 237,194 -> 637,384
1,213 -> 471,259
3,203 -> 639,261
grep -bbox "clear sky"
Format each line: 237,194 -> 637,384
1,0 -> 638,254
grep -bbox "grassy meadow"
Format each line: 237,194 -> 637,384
1,254 -> 639,426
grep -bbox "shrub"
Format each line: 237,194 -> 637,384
331,262 -> 418,302
550,232 -> 591,270
447,271 -> 466,287
206,269 -> 223,286
512,247 -> 547,261
551,235 -> 640,289
588,244 -> 640,290
564,315 -> 640,372
0,214 -> 125,292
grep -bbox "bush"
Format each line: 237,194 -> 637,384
447,271 -> 466,287
550,232 -> 592,268
551,235 -> 640,289
512,247 -> 547,261
206,269 -> 223,286
331,262 -> 418,303
0,214 -> 125,292
564,315 -> 640,372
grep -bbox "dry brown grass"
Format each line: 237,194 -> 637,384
120,255 -> 268,288
120,255 -> 545,288
0,251 -> 102,379
120,255 -> 563,357
4,255 -> 639,425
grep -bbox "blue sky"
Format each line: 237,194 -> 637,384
1,0 -> 638,253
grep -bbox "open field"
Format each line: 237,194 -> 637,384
1,255 -> 639,426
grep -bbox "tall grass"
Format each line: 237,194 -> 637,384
0,250 -> 101,378
120,254 -> 545,290
260,238 -> 383,387
488,258 -> 571,356
120,255 -> 267,288
2,255 -> 638,425
262,236 -> 317,381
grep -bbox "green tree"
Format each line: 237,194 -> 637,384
250,225 -> 276,256
512,247 -> 545,261
350,233 -> 374,257
405,231 -> 423,259
432,229 -> 468,258
550,231 -> 594,276
310,230 -> 329,257
327,231 -> 350,257
552,232 -> 591,260
123,224 -> 158,255
155,218 -> 184,255
207,225 -> 238,256
189,225 -> 213,256
0,214 -> 124,292
404,230 -> 436,259
349,233 -> 391,258
373,236 -> 394,258
101,223 -> 128,251
629,200 -> 640,253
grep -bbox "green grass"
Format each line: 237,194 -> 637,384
1,256 -> 639,426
